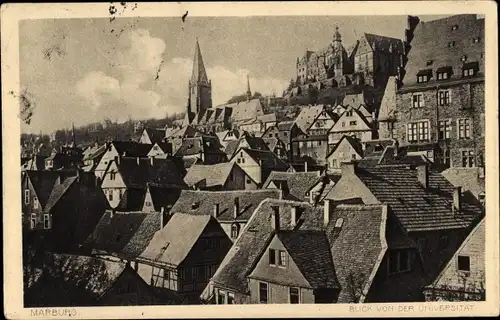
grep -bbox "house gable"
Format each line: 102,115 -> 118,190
329,109 -> 371,134
248,234 -> 311,289
326,136 -> 364,168
325,170 -> 378,204
307,110 -> 337,134
147,143 -> 166,157
101,160 -> 126,189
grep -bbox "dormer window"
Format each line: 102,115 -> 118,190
462,61 -> 479,77
473,37 -> 481,43
416,69 -> 432,83
451,24 -> 458,31
436,66 -> 452,81
426,60 -> 433,66
448,41 -> 456,48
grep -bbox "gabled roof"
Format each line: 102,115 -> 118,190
146,184 -> 184,212
168,125 -> 200,140
215,99 -> 264,122
170,189 -> 282,222
111,141 -> 153,157
224,135 -> 269,158
363,33 -> 404,54
44,176 -> 78,212
108,157 -> 185,189
262,171 -> 321,200
27,253 -> 128,298
142,128 -> 166,144
359,145 -> 432,168
184,162 -> 239,188
327,165 -> 483,232
277,121 -> 296,131
326,135 -> 364,159
83,144 -> 107,161
257,113 -> 277,123
139,213 -> 212,267
329,107 -> 372,133
239,148 -> 289,171
174,136 -> 225,158
85,211 -> 160,259
262,138 -> 279,152
294,105 -> 326,133
276,231 -> 340,289
25,170 -> 63,208
401,15 -> 484,87
206,200 -> 398,303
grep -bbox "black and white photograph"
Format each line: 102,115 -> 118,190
2,1 -> 499,318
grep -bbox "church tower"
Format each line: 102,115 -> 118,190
331,25 -> 344,77
187,38 -> 212,119
246,74 -> 252,101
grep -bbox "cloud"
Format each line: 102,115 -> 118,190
76,28 -> 288,124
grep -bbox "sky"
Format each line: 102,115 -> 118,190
19,15 -> 450,134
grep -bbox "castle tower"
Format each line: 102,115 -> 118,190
246,74 -> 252,101
187,38 -> 212,117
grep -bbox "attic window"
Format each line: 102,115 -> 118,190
451,24 -> 458,31
416,69 -> 432,83
448,41 -> 456,48
461,55 -> 468,62
334,218 -> 344,228
473,37 -> 481,43
462,61 -> 479,77
191,202 -> 199,210
426,60 -> 433,66
436,66 -> 452,81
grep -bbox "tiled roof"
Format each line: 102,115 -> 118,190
112,141 -> 153,157
359,145 -> 432,168
112,157 -> 186,189
224,135 -> 269,158
168,125 -> 200,140
294,105 -> 326,133
277,230 -> 340,289
184,162 -> 237,188
170,189 -> 282,222
143,128 -> 166,144
147,184 -> 184,212
336,165 -> 483,232
44,176 -> 78,212
262,171 -> 321,200
277,121 -> 295,132
241,148 -> 290,171
25,170 -> 63,208
215,99 -> 264,122
83,144 -> 107,161
207,200 -> 395,303
363,33 -> 404,54
182,157 -> 199,169
257,113 -> 277,123
262,138 -> 279,152
139,213 -> 212,267
85,211 -> 152,256
121,212 -> 162,259
174,136 -> 225,158
27,253 -> 128,298
401,15 -> 484,88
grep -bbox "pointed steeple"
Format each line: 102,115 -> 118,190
71,123 -> 76,148
246,74 -> 252,100
333,25 -> 341,43
191,38 -> 209,85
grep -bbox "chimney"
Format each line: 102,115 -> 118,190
304,161 -> 308,172
340,161 -> 357,175
417,164 -> 428,189
453,187 -> 462,213
213,203 -> 220,218
324,199 -> 333,227
271,205 -> 280,231
291,205 -> 299,227
160,207 -> 168,228
233,197 -> 240,219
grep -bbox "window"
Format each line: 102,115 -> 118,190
227,292 -> 235,304
24,189 -> 30,204
479,192 -> 485,207
417,75 -> 429,83
448,41 -> 456,47
290,287 -> 300,304
335,218 -> 344,228
241,158 -> 245,164
217,290 -> 226,304
331,159 -> 338,168
278,250 -> 286,267
284,132 -> 288,137
388,250 -> 411,274
345,110 -> 353,117
407,122 -> 418,142
118,189 -> 123,199
349,121 -> 357,126
438,120 -> 452,140
341,121 -> 345,127
438,90 -> 451,106
110,172 -> 116,180
30,214 -> 36,230
351,154 -> 357,159
437,72 -> 449,80
451,24 -> 458,31
457,255 -> 470,272
473,37 -> 481,43
461,149 -> 475,167
269,248 -> 276,265
259,282 -> 268,304
237,158 -> 241,164
43,214 -> 51,229
418,121 -> 430,141
458,119 -> 471,139
463,68 -> 475,77
231,224 -> 239,239
412,93 -> 424,108
109,191 -> 113,201
443,149 -> 451,166
246,178 -> 252,184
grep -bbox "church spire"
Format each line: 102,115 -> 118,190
246,74 -> 252,100
71,122 -> 76,148
333,25 -> 342,43
191,38 -> 209,85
